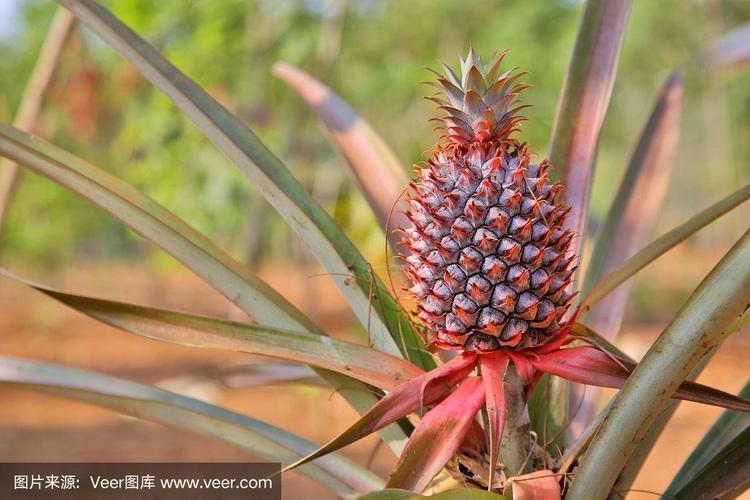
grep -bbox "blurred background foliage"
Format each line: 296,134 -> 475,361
0,0 -> 748,290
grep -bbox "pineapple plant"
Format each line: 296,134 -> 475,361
282,47 -> 750,495
1,1 -> 750,499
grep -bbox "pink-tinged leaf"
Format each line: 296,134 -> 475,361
506,351 -> 535,384
581,72 -> 683,330
548,0 -> 633,252
530,346 -> 750,412
283,352 -> 477,473
530,346 -> 629,388
569,72 -> 683,441
704,21 -> 750,72
386,377 -> 486,492
511,470 -> 561,500
479,352 -> 509,489
273,62 -> 409,249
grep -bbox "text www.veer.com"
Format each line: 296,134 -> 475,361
160,477 -> 273,490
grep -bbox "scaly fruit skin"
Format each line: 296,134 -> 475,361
402,50 -> 577,352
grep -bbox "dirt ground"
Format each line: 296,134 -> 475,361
1,255 -> 748,499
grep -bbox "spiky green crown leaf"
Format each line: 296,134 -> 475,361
428,48 -> 530,146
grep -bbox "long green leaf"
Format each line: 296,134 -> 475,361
273,62 -> 409,250
0,355 -> 383,497
611,310 -> 750,494
668,425 -> 750,499
579,184 -> 750,313
0,125 -> 309,333
665,378 -> 750,497
0,268 -> 422,391
568,228 -> 750,499
57,0 -> 432,371
0,124 -> 408,451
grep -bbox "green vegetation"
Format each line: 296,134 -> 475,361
1,0 -> 748,267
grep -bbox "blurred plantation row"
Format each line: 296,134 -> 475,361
0,0 -> 748,276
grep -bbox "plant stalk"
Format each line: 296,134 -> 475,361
500,365 -> 532,479
0,7 -> 75,239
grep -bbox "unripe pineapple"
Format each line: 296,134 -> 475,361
403,49 -> 577,352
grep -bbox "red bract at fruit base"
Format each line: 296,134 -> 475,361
285,50 -> 750,495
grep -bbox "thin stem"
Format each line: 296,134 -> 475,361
500,365 -> 532,479
0,7 -> 75,238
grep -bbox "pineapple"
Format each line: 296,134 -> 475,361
403,49 -> 577,352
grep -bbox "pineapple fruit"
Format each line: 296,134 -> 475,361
403,49 -> 577,352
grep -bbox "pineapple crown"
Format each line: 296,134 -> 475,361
427,48 -> 530,147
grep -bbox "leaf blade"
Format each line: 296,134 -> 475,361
58,0 -> 431,370
579,184 -> 750,313
0,355 -> 384,496
272,61 -> 409,249
0,124 -> 308,332
581,72 -> 683,314
539,0 -> 633,445
548,0 -> 633,248
568,228 -> 750,499
479,353 -> 509,490
0,124 -> 409,451
284,353 -> 477,473
665,378 -> 750,496
612,310 -> 750,493
668,425 -> 750,499
0,268 -> 423,391
532,345 -> 750,412
386,377 -> 486,493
